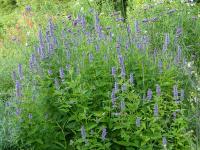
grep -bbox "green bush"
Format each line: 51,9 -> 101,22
0,0 -> 17,14
1,0 -> 199,149
2,7 -> 196,149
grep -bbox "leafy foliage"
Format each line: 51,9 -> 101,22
0,0 -> 199,150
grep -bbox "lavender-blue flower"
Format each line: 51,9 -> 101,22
134,20 -> 140,33
66,64 -> 71,71
173,85 -> 178,100
89,53 -> 93,62
154,103 -> 159,117
48,69 -> 53,75
111,67 -> 116,76
101,128 -> 107,141
176,27 -> 182,37
118,55 -> 126,78
156,84 -> 161,96
59,67 -> 64,80
16,80 -> 21,97
162,137 -> 167,146
16,108 -> 21,116
147,89 -> 153,100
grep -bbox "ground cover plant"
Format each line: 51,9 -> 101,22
0,0 -> 200,150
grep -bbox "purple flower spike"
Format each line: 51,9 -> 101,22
136,117 -> 141,127
116,18 -> 124,22
127,25 -> 131,33
59,67 -> 64,81
95,13 -> 100,27
101,128 -> 107,141
173,85 -> 178,101
81,16 -> 86,29
89,53 -> 93,62
167,9 -> 176,14
31,54 -> 36,64
156,84 -> 161,96
162,33 -> 170,52
48,18 -> 54,36
147,89 -> 153,100
116,43 -> 121,55
162,137 -> 167,147
29,54 -> 36,70
18,64 -> 23,80
111,67 -> 116,77
118,55 -> 126,78
48,69 -> 53,75
66,64 -> 71,71
38,27 -> 44,49
29,60 -> 33,70
16,80 -> 21,97
16,108 -> 21,116
176,27 -> 182,37
154,103 -> 159,117
95,44 -> 100,51
134,20 -> 140,33
46,31 -> 50,43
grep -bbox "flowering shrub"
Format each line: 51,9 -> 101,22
2,7 -> 197,149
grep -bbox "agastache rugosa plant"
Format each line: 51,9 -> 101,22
15,80 -> 21,97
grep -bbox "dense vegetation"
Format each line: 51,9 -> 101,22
0,0 -> 200,149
